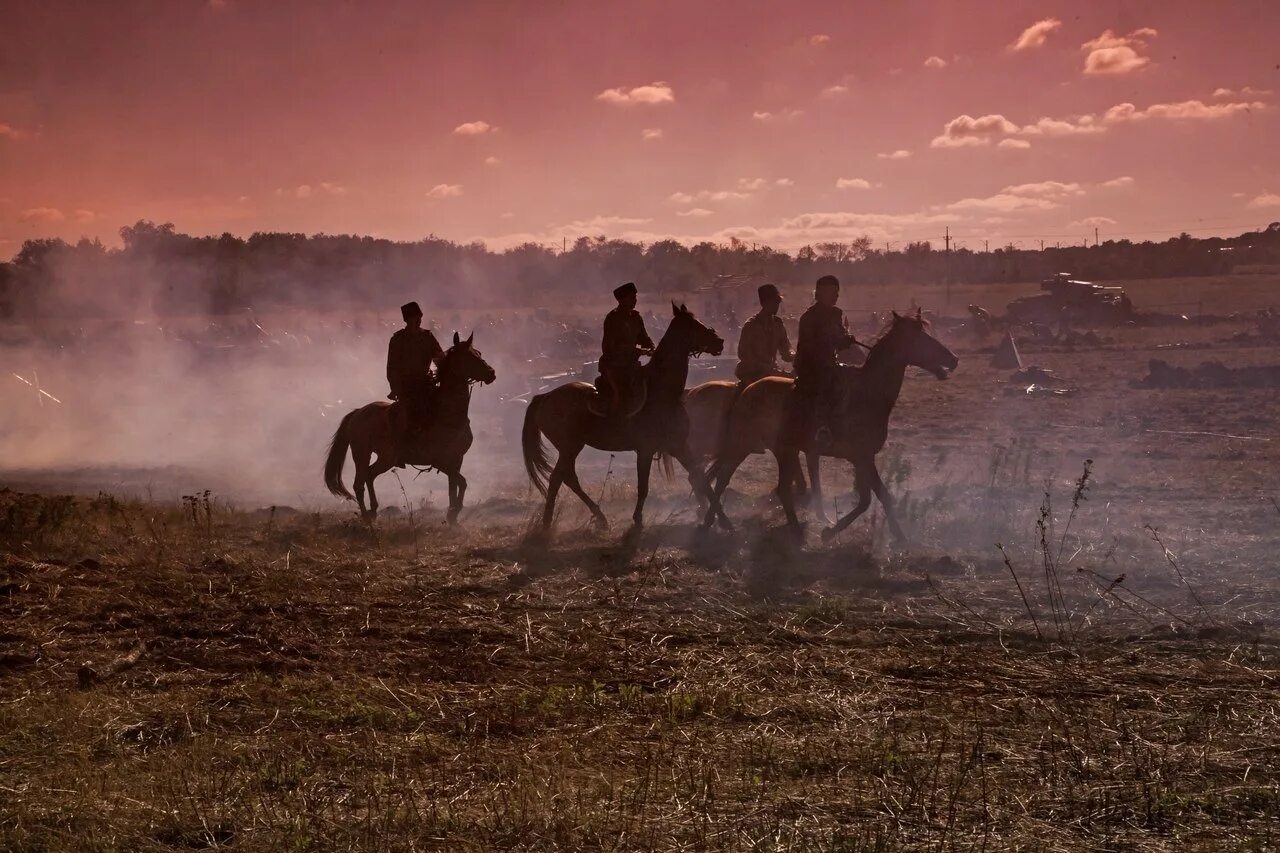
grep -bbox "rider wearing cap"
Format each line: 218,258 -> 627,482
792,275 -> 857,444
735,283 -> 793,386
387,301 -> 444,465
596,282 -> 655,419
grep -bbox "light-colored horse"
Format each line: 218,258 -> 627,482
324,333 -> 496,521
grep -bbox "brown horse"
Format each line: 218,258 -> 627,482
700,311 -> 958,541
324,332 -> 496,521
522,303 -> 725,532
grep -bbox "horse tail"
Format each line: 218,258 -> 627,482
323,410 -> 358,500
522,395 -> 553,496
657,452 -> 675,483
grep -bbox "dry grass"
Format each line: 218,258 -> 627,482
2,484 -> 1277,851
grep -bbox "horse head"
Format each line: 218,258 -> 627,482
884,310 -> 958,380
443,331 -> 497,385
667,301 -> 724,357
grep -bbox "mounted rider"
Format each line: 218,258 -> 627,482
735,283 -> 793,386
791,275 -> 858,445
594,282 -> 655,420
386,301 -> 444,466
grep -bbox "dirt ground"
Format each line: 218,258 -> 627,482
2,275 -> 1279,850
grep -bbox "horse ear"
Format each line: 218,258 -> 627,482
915,307 -> 923,320
453,331 -> 460,345
671,300 -> 679,315
466,331 -> 474,345
680,303 -> 688,313
891,310 -> 900,320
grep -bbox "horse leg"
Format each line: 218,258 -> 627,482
447,471 -> 468,525
560,457 -> 608,528
807,451 -> 830,526
700,451 -> 747,529
365,459 -> 392,520
773,450 -> 804,532
541,464 -> 565,531
865,460 -> 907,545
632,452 -> 652,528
352,444 -> 372,518
820,464 -> 873,543
673,448 -> 730,531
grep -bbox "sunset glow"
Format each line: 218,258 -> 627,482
2,1 -> 1277,255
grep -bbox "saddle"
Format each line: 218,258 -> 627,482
587,370 -> 648,420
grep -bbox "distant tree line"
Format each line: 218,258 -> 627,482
2,220 -> 1278,320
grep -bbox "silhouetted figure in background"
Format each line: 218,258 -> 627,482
594,282 -> 655,420
387,301 -> 444,466
735,283 -> 793,385
792,275 -> 856,445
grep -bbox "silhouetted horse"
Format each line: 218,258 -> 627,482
522,303 -> 725,532
324,333 -> 496,522
701,311 -> 958,541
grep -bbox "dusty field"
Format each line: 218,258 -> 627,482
2,276 -> 1280,850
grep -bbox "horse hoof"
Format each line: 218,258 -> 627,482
716,516 -> 735,533
820,527 -> 837,543
592,516 -> 610,531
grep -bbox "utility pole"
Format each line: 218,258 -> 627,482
983,239 -> 989,253
1039,239 -> 1044,251
944,226 -> 951,309
1094,227 -> 1099,247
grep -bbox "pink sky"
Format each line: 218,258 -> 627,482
2,0 -> 1278,256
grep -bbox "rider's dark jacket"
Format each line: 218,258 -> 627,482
387,326 -> 444,401
794,302 -> 852,394
599,307 -> 654,371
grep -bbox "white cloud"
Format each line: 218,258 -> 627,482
484,156 -> 500,166
0,122 -> 26,140
676,208 -> 714,218
453,120 -> 496,136
318,182 -> 346,196
1009,18 -> 1062,51
294,184 -> 312,199
1213,86 -> 1272,99
72,209 -> 97,223
931,113 -> 1019,147
738,177 -> 768,191
669,188 -> 752,203
1247,192 -> 1280,209
752,108 -> 804,123
820,84 -> 849,98
1070,216 -> 1117,227
934,96 -> 1265,151
427,184 -> 463,199
877,149 -> 912,159
943,193 -> 1060,213
19,207 -> 66,223
775,178 -> 795,187
596,82 -> 674,106
641,128 -> 664,141
1019,116 -> 1104,137
1101,176 -> 1135,188
924,56 -> 948,69
836,177 -> 873,190
810,34 -> 831,46
1104,98 -> 1266,123
1001,181 -> 1085,198
1082,27 -> 1157,75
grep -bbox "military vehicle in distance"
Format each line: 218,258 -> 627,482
1006,273 -> 1136,326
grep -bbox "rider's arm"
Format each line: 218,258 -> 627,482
635,315 -> 655,354
777,319 -> 794,362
